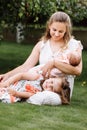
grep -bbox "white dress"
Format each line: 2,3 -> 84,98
27,38 -> 83,105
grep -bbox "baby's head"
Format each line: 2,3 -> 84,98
69,52 -> 81,66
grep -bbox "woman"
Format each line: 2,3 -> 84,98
0,11 -> 83,105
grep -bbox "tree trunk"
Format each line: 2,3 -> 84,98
16,23 -> 24,43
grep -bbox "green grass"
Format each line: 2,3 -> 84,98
0,41 -> 87,130
0,41 -> 33,73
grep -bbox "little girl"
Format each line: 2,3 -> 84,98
0,76 -> 70,104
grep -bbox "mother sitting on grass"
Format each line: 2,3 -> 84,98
0,11 -> 83,105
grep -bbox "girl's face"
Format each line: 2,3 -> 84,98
49,22 -> 66,42
42,78 -> 62,92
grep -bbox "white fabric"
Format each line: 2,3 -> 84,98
27,91 -> 62,105
27,38 -> 83,105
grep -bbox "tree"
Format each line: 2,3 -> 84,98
0,0 -> 87,43
0,0 -> 57,43
56,0 -> 87,26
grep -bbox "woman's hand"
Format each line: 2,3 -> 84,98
0,74 -> 5,82
42,59 -> 54,78
0,74 -> 9,82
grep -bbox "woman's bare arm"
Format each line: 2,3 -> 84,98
54,59 -> 82,76
0,42 -> 41,82
42,58 -> 82,77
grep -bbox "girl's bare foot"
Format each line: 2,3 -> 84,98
7,88 -> 17,96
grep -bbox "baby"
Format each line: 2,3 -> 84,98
47,50 -> 81,77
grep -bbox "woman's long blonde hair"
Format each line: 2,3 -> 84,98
40,11 -> 72,48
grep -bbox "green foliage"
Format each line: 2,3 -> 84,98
26,0 -> 57,24
0,0 -> 57,27
56,0 -> 87,24
0,0 -> 22,27
0,0 -> 87,29
0,0 -> 87,42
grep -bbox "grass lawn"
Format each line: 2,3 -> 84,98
0,41 -> 87,130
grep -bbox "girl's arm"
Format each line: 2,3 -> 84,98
8,88 -> 34,98
0,73 -> 24,88
0,70 -> 41,88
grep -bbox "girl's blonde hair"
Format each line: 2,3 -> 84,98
40,11 -> 72,48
